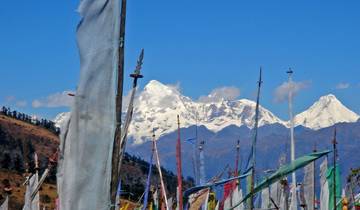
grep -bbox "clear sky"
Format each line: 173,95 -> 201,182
1,0 -> 359,120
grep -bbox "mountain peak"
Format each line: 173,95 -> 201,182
128,81 -> 286,143
238,98 -> 256,105
318,94 -> 338,103
144,80 -> 164,88
144,80 -> 167,90
54,112 -> 70,128
53,82 -> 360,144
294,94 -> 359,130
143,80 -> 180,96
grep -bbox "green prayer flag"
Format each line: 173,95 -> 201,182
327,165 -> 341,210
228,150 -> 331,210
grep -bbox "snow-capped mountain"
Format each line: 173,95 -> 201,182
53,80 -> 360,144
53,112 -> 70,128
129,80 -> 285,143
293,94 -> 359,130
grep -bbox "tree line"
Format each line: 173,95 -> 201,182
1,106 -> 60,135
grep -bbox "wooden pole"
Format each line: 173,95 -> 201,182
313,144 -> 317,210
176,115 -> 183,210
333,128 -> 337,210
110,0 -> 127,208
250,68 -> 263,210
153,129 -> 170,210
235,140 -> 240,176
287,68 -> 298,210
118,49 -> 144,173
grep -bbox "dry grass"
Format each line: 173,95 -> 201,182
0,170 -> 57,209
0,114 -> 143,209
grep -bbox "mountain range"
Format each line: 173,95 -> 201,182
54,80 -> 360,185
55,80 -> 360,144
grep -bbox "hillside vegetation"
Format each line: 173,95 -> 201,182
0,113 -> 193,209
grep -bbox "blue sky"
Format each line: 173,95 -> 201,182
0,0 -> 359,120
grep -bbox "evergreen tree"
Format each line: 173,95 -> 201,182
14,155 -> 24,172
1,153 -> 11,169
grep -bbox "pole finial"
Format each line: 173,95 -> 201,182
333,127 -> 337,145
287,68 -> 293,75
258,67 -> 263,85
130,49 -> 144,78
34,152 -> 39,170
313,142 -> 317,153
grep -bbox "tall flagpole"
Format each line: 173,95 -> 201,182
235,140 -> 240,176
313,144 -> 317,210
176,115 -> 183,210
141,140 -> 155,210
111,0 -> 127,208
199,140 -> 206,186
332,128 -> 337,210
250,68 -> 263,210
287,68 -> 297,210
153,129 -> 170,210
195,114 -> 200,186
118,49 -> 144,171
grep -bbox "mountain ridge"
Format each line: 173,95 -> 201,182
54,80 -> 360,144
127,120 -> 360,186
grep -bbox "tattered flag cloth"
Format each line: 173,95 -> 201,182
289,184 -> 298,210
303,162 -> 315,210
228,150 -> 331,210
0,196 -> 8,210
223,196 -> 231,210
184,173 -> 250,199
153,190 -> 159,210
270,182 -> 281,208
214,201 -> 219,210
142,148 -> 154,210
120,203 -> 129,210
23,173 -> 40,210
327,164 -> 341,210
231,187 -> 244,210
57,0 -> 120,209
223,182 -> 233,201
188,188 -> 210,210
29,169 -> 50,202
320,159 -> 329,210
261,188 -> 270,210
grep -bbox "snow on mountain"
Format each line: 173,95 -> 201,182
129,80 -> 285,143
293,94 -> 360,130
129,80 -> 197,143
54,112 -> 70,129
53,81 -> 360,144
